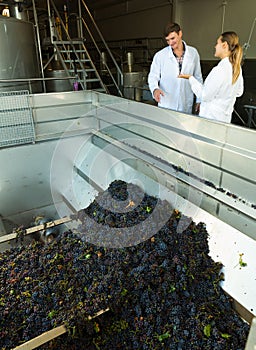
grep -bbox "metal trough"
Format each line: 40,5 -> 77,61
0,90 -> 255,349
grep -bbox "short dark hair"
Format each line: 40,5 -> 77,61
164,22 -> 181,37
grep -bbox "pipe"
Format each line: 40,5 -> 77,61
32,0 -> 46,93
243,17 -> 256,58
81,0 -> 123,85
77,0 -> 83,38
221,0 -> 227,33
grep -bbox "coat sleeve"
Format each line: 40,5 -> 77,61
188,76 -> 203,100
148,53 -> 161,95
189,65 -> 225,102
200,66 -> 226,102
236,71 -> 244,97
191,50 -> 203,103
193,50 -> 203,85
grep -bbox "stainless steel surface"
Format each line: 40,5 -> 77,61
0,91 -> 255,340
127,52 -> 134,72
245,318 -> 256,350
0,15 -> 41,93
100,51 -> 108,70
0,90 -> 35,147
0,91 -> 95,233
123,71 -> 144,87
123,71 -> 144,100
45,68 -> 73,92
0,90 -> 255,239
9,2 -> 28,21
88,98 -> 256,240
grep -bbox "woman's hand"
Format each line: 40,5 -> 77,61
178,74 -> 192,79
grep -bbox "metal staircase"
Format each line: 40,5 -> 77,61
33,0 -> 123,95
52,39 -> 107,92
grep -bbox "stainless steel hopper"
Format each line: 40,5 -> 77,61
0,90 -> 255,348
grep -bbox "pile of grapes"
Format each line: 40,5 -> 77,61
0,180 -> 249,349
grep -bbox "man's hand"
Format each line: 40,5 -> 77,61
153,88 -> 164,102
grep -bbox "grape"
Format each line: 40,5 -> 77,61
0,180 -> 249,349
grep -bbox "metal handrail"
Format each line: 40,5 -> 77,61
48,0 -> 81,70
80,0 -> 124,89
47,0 -> 109,92
43,0 -> 123,95
245,317 -> 256,350
0,77 -> 75,94
32,0 -> 46,93
45,0 -> 75,90
78,0 -> 123,96
80,16 -> 122,95
0,77 -> 73,82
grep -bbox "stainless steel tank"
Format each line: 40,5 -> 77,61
123,71 -> 144,101
45,68 -> 73,93
0,15 -> 42,93
123,52 -> 144,101
9,1 -> 28,21
45,59 -> 73,92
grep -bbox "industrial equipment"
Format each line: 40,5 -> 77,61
0,14 -> 41,93
0,90 -> 255,347
0,0 -> 254,347
123,52 -> 145,101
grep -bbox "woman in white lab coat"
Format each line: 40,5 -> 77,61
148,23 -> 203,114
179,31 -> 244,123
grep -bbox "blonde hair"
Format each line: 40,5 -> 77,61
220,31 -> 243,84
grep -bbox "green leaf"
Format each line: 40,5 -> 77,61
203,324 -> 211,338
146,206 -> 151,213
221,333 -> 231,339
48,310 -> 57,319
157,331 -> 170,342
121,288 -> 128,296
169,284 -> 176,292
239,253 -> 247,267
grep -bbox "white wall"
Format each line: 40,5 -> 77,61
94,0 -> 256,60
176,0 -> 256,60
93,0 -> 173,40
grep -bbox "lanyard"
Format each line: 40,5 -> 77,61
172,43 -> 185,74
177,57 -> 183,74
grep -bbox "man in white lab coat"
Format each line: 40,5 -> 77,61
148,22 -> 203,114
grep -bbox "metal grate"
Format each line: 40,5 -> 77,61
0,90 -> 35,148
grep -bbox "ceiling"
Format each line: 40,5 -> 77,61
0,0 -> 129,17
85,0 -> 127,9
50,0 -> 127,11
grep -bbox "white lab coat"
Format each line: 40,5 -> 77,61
189,57 -> 244,123
148,42 -> 203,113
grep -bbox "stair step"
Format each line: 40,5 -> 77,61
105,83 -> 116,87
85,69 -> 97,72
93,88 -> 106,92
86,78 -> 101,82
68,69 -> 97,74
68,69 -> 90,73
60,50 -> 87,53
64,59 -> 90,63
53,40 -> 85,45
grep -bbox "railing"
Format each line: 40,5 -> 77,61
80,0 -> 124,92
31,0 -> 123,96
47,0 -> 88,90
0,77 -> 75,94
